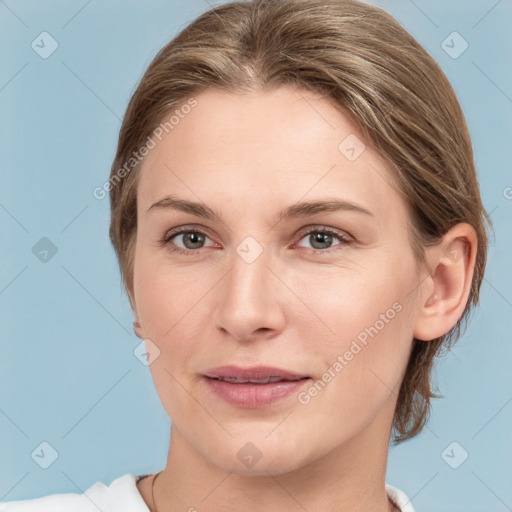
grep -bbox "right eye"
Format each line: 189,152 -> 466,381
158,227 -> 218,256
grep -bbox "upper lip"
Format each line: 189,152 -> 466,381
203,365 -> 309,382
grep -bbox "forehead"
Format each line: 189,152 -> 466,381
137,86 -> 407,224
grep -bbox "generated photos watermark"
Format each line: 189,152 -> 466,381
93,97 -> 198,200
298,301 -> 403,405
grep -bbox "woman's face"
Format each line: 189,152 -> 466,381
132,86 -> 424,474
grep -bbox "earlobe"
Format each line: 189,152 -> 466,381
133,317 -> 144,339
131,296 -> 144,339
128,287 -> 144,338
413,223 -> 477,342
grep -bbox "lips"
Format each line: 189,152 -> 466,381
203,365 -> 309,383
214,376 -> 299,384
203,365 -> 311,407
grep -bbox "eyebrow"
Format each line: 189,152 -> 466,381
146,194 -> 374,223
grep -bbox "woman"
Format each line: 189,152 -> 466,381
0,0 -> 490,510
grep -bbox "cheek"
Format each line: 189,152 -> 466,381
134,257 -> 202,418
133,244 -> 201,335
295,251 -> 413,344
295,250 -> 416,402
133,249 -> 215,394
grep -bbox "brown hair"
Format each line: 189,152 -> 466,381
108,0 -> 491,444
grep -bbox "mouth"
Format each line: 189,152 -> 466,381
203,364 -> 310,382
205,375 -> 308,384
202,365 -> 311,407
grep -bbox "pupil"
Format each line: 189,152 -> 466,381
311,232 -> 332,249
185,232 -> 204,248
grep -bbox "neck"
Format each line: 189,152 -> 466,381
152,409 -> 396,512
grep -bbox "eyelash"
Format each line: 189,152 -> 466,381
157,225 -> 353,257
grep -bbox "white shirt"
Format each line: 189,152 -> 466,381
0,473 -> 415,511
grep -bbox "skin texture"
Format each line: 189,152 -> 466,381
131,86 -> 477,512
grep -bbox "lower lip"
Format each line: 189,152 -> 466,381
204,377 -> 310,408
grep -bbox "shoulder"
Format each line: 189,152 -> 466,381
386,483 -> 415,512
0,473 -> 150,512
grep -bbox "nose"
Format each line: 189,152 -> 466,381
213,245 -> 286,343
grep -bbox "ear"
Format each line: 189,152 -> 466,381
133,315 -> 144,339
413,223 -> 478,341
129,289 -> 144,339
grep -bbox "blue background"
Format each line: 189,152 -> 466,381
1,1 -> 511,510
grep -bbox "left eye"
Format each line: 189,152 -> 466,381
296,228 -> 351,251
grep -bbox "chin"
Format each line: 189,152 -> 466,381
200,433 -> 318,477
